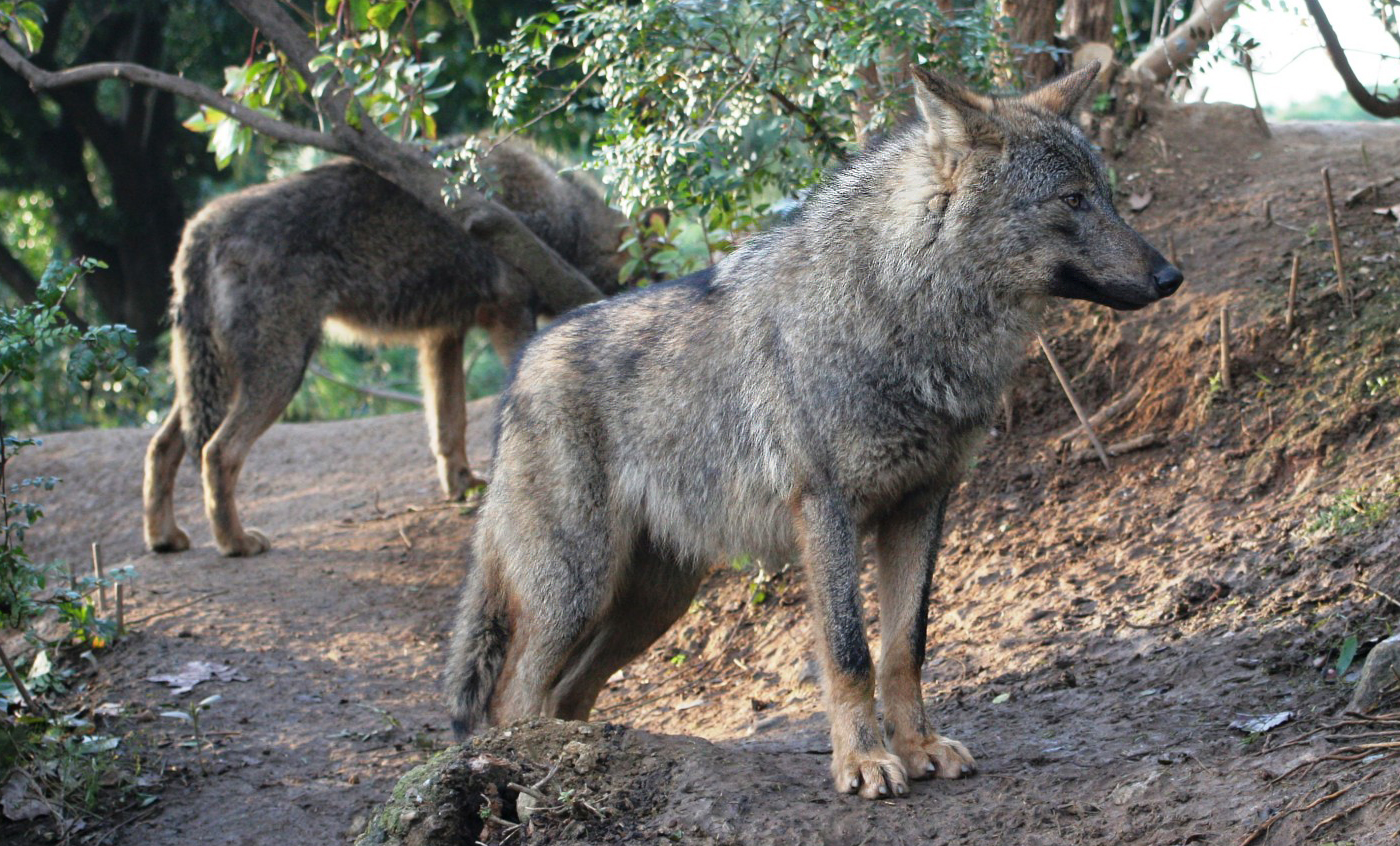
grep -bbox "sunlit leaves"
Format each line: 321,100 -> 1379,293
0,1 -> 46,54
488,0 -> 1007,226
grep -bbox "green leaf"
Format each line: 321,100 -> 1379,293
324,0 -> 343,16
15,14 -> 43,53
1336,635 -> 1359,677
366,0 -> 406,30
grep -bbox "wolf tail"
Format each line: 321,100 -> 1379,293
169,233 -> 231,456
445,546 -> 511,740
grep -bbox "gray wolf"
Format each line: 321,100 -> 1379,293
143,141 -> 628,557
445,63 -> 1182,798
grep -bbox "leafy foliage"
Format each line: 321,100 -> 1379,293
1,258 -> 145,834
487,0 -> 1009,256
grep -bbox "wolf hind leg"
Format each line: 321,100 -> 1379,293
418,331 -> 483,498
546,534 -> 705,720
200,342 -> 311,557
144,407 -> 189,552
489,517 -> 619,724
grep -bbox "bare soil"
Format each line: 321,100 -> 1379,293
8,102 -> 1400,846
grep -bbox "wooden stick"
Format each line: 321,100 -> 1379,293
67,560 -> 77,591
115,583 -> 125,635
1070,432 -> 1167,465
1037,333 -> 1111,470
1286,253 -> 1300,332
91,542 -> 105,614
0,642 -> 43,715
1168,234 -> 1180,269
1219,306 -> 1233,392
1321,167 -> 1356,317
126,589 -> 231,626
1054,384 -> 1145,446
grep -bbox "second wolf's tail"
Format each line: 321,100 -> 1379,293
444,553 -> 511,740
168,233 -> 231,456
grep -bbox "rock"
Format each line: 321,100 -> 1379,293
1347,633 -> 1400,714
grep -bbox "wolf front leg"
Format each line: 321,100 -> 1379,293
418,331 -> 484,499
874,487 -> 976,780
795,492 -> 908,799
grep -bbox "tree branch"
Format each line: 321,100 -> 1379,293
1128,0 -> 1243,83
10,0 -> 609,320
0,39 -> 350,153
1304,0 -> 1400,118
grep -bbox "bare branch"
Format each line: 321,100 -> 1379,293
1304,0 -> 1400,118
1129,0 -> 1243,83
0,39 -> 349,153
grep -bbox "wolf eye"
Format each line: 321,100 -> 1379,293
1061,193 -> 1085,210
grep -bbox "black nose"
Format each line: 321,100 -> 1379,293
1153,263 -> 1184,297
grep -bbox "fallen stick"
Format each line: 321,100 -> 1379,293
126,589 -> 232,626
1345,174 -> 1397,206
307,363 -> 423,406
1054,384 -> 1145,446
1070,432 -> 1166,465
1037,333 -> 1111,470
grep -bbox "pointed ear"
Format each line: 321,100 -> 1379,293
910,66 -> 998,154
1023,61 -> 1102,119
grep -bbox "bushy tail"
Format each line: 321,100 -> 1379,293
168,237 -> 230,456
444,555 -> 511,740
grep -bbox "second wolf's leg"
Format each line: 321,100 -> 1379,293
143,407 -> 189,552
418,331 -> 482,498
545,535 -> 705,719
200,350 -> 308,557
796,492 -> 908,800
875,487 -> 976,780
474,301 -> 535,366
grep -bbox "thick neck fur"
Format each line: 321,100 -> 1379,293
730,126 -> 1042,427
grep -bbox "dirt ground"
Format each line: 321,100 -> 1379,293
8,101 -> 1400,845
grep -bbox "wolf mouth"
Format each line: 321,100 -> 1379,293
1050,262 -> 1155,311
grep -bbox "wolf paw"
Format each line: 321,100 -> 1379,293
893,733 -> 976,780
148,527 -> 191,553
218,528 -> 271,557
441,467 -> 488,501
832,746 -> 909,799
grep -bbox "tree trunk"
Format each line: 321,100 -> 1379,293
1001,0 -> 1062,84
1064,0 -> 1115,44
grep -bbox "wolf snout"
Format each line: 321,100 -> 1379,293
1152,262 -> 1184,298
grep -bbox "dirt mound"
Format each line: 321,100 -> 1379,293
9,103 -> 1400,845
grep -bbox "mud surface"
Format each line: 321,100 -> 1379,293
9,104 -> 1400,845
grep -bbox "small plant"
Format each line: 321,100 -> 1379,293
161,694 -> 222,774
1,257 -> 148,835
1309,486 -> 1399,537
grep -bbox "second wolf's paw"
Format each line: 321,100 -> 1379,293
218,528 -> 271,557
832,746 -> 909,799
148,527 -> 190,553
893,732 -> 976,780
441,467 -> 488,502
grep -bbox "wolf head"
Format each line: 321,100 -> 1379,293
911,63 -> 1182,310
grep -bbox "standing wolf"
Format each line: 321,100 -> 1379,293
446,63 -> 1182,798
142,141 -> 627,557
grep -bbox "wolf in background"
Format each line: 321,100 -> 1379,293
446,63 -> 1183,798
143,141 -> 628,557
